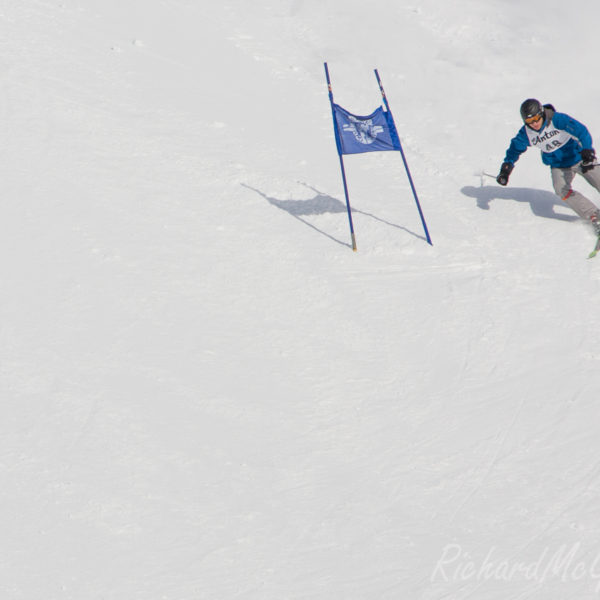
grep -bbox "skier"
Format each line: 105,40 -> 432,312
496,99 -> 600,235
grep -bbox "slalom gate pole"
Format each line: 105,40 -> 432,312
374,69 -> 433,246
324,62 -> 357,251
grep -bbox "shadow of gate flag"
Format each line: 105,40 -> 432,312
332,104 -> 401,155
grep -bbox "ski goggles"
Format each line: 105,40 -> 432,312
524,113 -> 543,125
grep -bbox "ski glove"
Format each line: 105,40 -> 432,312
581,149 -> 596,173
496,162 -> 514,186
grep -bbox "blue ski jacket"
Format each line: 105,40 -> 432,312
503,109 -> 593,169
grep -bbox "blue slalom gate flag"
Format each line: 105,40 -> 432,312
332,103 -> 401,155
324,62 -> 432,250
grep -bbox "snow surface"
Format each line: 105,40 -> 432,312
3,1 -> 600,599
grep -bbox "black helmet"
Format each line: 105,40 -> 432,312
520,98 -> 544,122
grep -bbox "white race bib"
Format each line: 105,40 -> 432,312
526,121 -> 574,153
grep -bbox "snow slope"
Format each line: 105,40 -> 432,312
2,1 -> 600,599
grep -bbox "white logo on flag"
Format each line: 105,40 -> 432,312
343,115 -> 384,145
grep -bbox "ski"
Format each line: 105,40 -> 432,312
588,236 -> 600,259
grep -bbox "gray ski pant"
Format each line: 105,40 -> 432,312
551,163 -> 600,219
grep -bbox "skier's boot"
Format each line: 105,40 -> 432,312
591,211 -> 600,236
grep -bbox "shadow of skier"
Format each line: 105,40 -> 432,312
242,182 -> 426,247
461,185 -> 578,222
